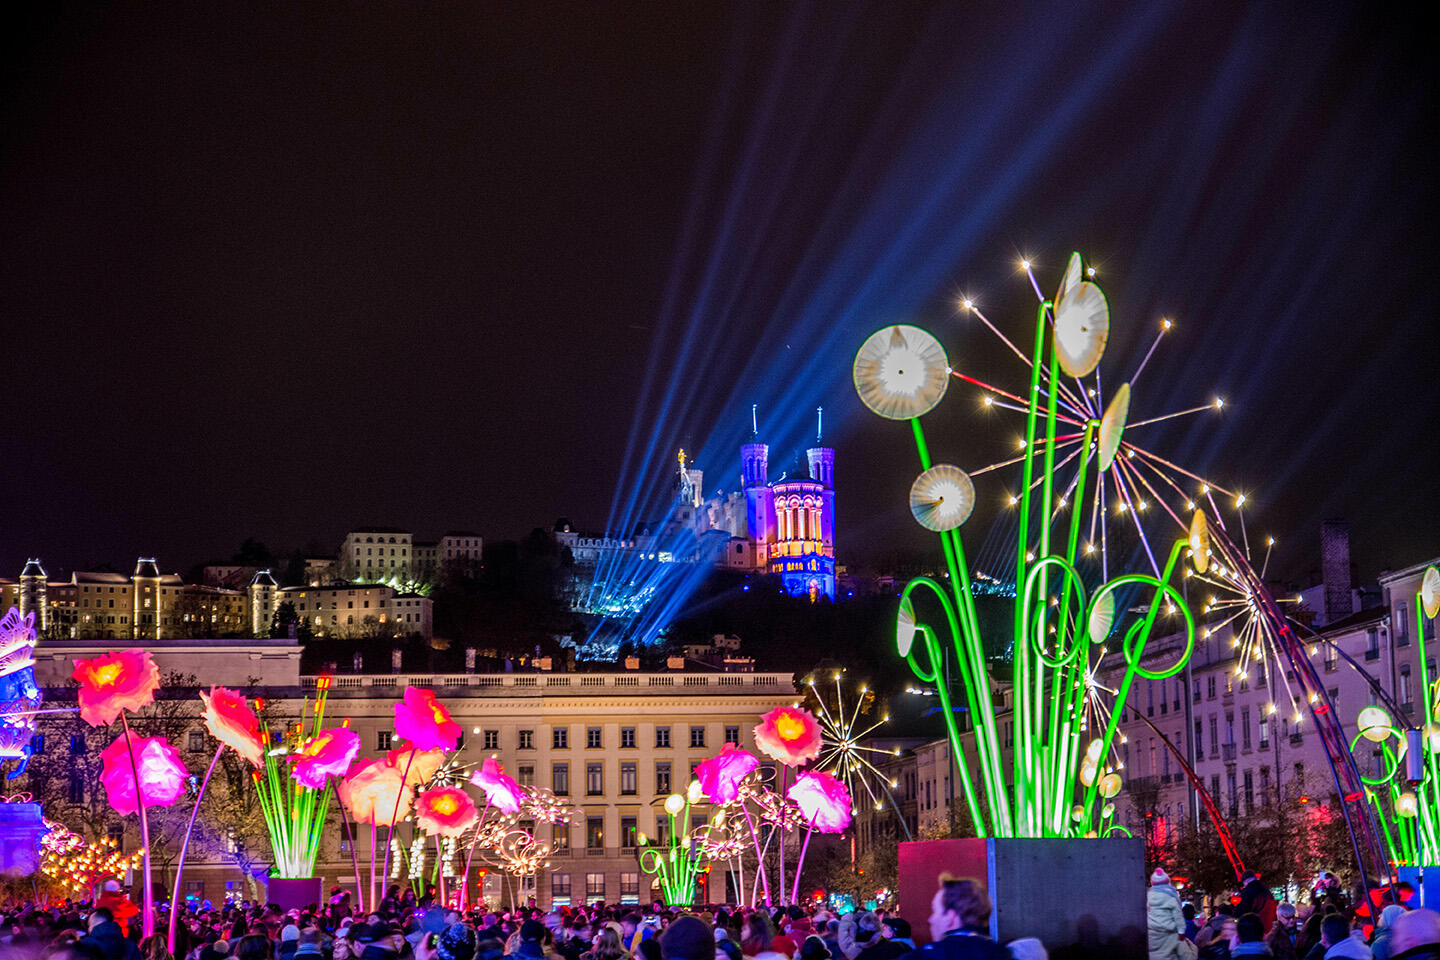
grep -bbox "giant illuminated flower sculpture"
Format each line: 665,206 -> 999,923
199,686 -> 264,765
387,744 -> 447,788
415,785 -> 478,837
787,771 -> 853,833
291,726 -> 361,789
754,706 -> 822,767
697,743 -> 759,804
469,757 -> 524,814
393,688 -> 462,752
100,735 -> 188,816
341,758 -> 412,826
72,650 -> 161,727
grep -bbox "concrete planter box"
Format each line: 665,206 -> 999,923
898,837 -> 1147,959
266,876 -> 325,911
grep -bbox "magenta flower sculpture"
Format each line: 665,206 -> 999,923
469,757 -> 524,814
387,744 -> 447,789
100,735 -> 188,816
72,650 -> 161,728
697,743 -> 759,804
754,706 -> 822,767
415,785 -> 479,837
290,726 -> 361,789
199,686 -> 265,765
393,688 -> 462,752
786,771 -> 853,833
341,758 -> 413,827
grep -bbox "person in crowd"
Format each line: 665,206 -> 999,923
646,918 -> 698,960
355,923 -> 404,960
1184,907 -> 1200,943
80,908 -> 141,960
1199,917 -> 1237,960
1303,916 -> 1370,960
839,913 -> 882,960
1265,905 -> 1297,960
715,927 -> 742,960
1371,906 -> 1407,960
582,928 -> 628,960
1239,878 -> 1277,935
743,913 -> 789,960
1148,868 -> 1188,960
1388,909 -> 1440,960
233,934 -> 272,960
1231,914 -> 1272,958
918,876 -> 1009,960
881,919 -> 915,954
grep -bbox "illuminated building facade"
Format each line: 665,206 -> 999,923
742,438 -> 836,599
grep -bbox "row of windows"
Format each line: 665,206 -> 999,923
458,725 -> 739,752
550,872 -> 639,902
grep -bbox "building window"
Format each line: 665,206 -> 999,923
1399,603 -> 1411,646
554,727 -> 569,750
620,816 -> 637,849
587,727 -> 603,749
551,874 -> 571,903
620,727 -> 636,749
586,817 -> 604,850
518,764 -> 535,787
724,725 -> 740,746
519,729 -> 534,750
479,730 -> 499,751
1207,675 -> 1216,699
187,731 -> 205,752
1242,708 -> 1252,749
30,734 -> 43,754
552,823 -> 570,851
553,762 -> 569,796
585,873 -> 605,899
69,773 -> 85,804
1194,720 -> 1203,760
620,761 -> 637,795
70,734 -> 87,754
620,872 -> 639,903
377,732 -> 393,751
1260,766 -> 1271,803
1243,770 -> 1254,811
690,726 -> 706,748
1401,666 -> 1413,707
107,823 -> 124,851
655,762 -> 671,795
655,726 -> 670,748
586,762 -> 603,796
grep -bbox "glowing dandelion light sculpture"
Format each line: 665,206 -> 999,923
855,253 -> 1210,839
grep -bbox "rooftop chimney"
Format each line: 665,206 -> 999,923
1321,519 -> 1353,624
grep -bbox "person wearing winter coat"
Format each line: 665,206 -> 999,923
839,913 -> 884,960
916,877 -> 1009,960
1148,868 -> 1189,960
1389,908 -> 1440,960
1265,904 -> 1298,960
1302,916 -> 1371,960
1232,915 -> 1274,957
1371,905 -> 1406,960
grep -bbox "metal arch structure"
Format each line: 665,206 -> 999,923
1126,708 -> 1246,883
1208,523 -> 1393,898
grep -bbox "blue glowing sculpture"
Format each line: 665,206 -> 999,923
0,607 -> 42,779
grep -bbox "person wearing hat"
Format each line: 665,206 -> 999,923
280,923 -> 303,959
515,918 -> 551,960
356,921 -> 405,960
1148,867 -> 1189,960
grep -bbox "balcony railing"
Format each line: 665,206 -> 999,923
302,671 -> 793,690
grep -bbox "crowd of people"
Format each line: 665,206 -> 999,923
0,875 -> 1017,960
1147,868 -> 1440,960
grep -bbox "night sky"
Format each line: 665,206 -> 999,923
2,3 -> 1435,585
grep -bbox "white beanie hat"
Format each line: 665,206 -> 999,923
1151,867 -> 1170,886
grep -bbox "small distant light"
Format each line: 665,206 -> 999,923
1007,495 -> 1018,506
1161,318 -> 1172,330
1235,493 -> 1247,508
1215,397 -> 1225,410
962,298 -> 974,310
983,395 -> 994,407
1020,259 -> 1032,270
1086,266 -> 1096,278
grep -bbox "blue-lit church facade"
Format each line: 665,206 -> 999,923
742,440 -> 836,600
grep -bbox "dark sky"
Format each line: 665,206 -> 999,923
1,2 -> 1436,584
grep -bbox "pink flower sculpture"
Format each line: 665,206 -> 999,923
199,686 -> 264,765
696,743 -> 759,804
290,726 -> 361,789
339,758 -> 412,826
414,785 -> 479,837
392,688 -> 462,752
754,706 -> 822,767
100,735 -> 189,816
469,757 -> 524,814
72,650 -> 161,727
387,745 -> 447,788
786,771 -> 853,833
